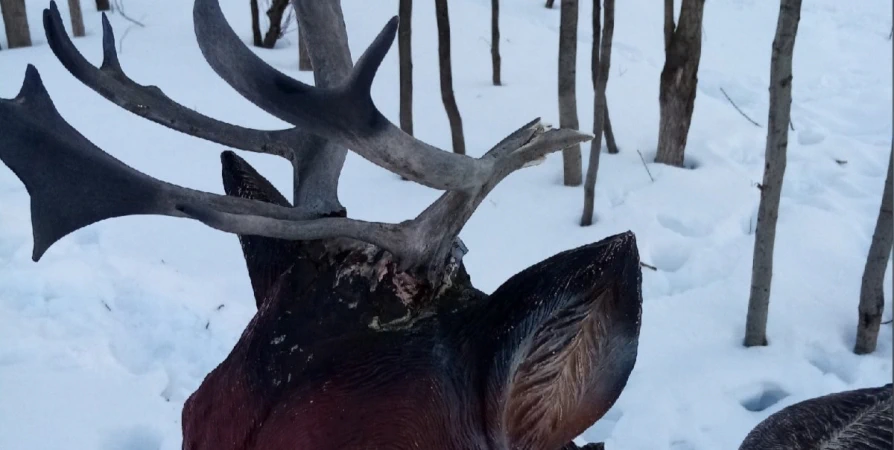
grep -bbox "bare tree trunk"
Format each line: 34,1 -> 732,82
95,0 -> 110,11
434,0 -> 466,155
250,0 -> 262,47
558,0 -> 582,186
654,0 -> 704,167
298,30 -> 312,71
399,0 -> 413,136
261,0 -> 290,49
546,0 -> 556,8
581,0 -> 614,226
604,104 -> 619,153
491,0 -> 502,86
854,145 -> 894,354
68,0 -> 85,37
0,0 -> 32,49
744,0 -> 802,348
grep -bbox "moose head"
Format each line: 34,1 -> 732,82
0,1 -> 643,449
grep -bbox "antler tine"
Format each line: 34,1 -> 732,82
179,120 -> 594,279
41,2 -> 306,160
192,0 -> 493,192
0,65 -> 318,261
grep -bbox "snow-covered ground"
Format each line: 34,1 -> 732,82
0,0 -> 891,448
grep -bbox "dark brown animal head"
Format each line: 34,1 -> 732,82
0,1 -> 644,449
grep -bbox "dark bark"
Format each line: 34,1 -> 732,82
558,0 -> 582,186
399,0 -> 413,136
95,0 -> 110,11
546,0 -> 556,8
654,0 -> 704,167
0,0 -> 32,49
581,0 -> 614,226
491,0 -> 501,86
434,0 -> 466,155
855,145 -> 894,354
68,0 -> 85,37
744,0 -> 802,348
261,0 -> 290,49
604,104 -> 619,154
250,0 -> 262,47
298,30 -> 312,71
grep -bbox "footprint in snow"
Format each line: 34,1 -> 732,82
649,241 -> 691,273
806,347 -> 857,384
102,425 -> 163,450
657,214 -> 713,239
738,382 -> 790,412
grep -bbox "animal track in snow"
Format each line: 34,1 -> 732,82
738,382 -> 790,412
650,242 -> 692,273
102,425 -> 163,450
807,348 -> 857,384
657,214 -> 713,238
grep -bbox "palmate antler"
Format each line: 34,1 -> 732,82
0,0 -> 591,283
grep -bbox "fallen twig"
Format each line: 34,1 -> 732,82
720,87 -> 761,127
882,318 -> 893,325
640,262 -> 658,271
114,0 -> 147,28
834,159 -> 848,166
117,24 -> 136,54
636,149 -> 654,182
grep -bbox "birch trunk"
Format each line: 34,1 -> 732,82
854,146 -> 894,354
744,0 -> 802,347
581,0 -> 614,226
558,0 -> 582,186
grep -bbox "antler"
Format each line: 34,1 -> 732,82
0,0 -> 592,283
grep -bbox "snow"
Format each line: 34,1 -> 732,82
0,0 -> 891,449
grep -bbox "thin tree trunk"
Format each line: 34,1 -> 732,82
744,0 -> 802,348
434,0 -> 466,155
261,0 -> 290,49
68,0 -> 85,37
663,0 -> 674,52
654,0 -> 704,167
558,0 -> 582,186
491,0 -> 502,86
298,30 -> 312,71
0,0 -> 32,49
95,0 -> 110,11
604,104 -> 619,153
546,0 -> 556,8
250,0 -> 262,47
854,145 -> 894,354
399,0 -> 413,136
581,0 -> 614,226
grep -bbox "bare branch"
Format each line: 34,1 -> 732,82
720,87 -> 761,127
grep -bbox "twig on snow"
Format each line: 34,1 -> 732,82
113,0 -> 147,28
636,149 -> 654,182
720,87 -> 761,127
639,262 -> 658,271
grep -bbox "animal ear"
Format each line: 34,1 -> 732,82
478,232 -> 643,450
739,383 -> 893,450
220,151 -> 300,308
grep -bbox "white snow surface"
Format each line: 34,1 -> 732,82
0,0 -> 892,449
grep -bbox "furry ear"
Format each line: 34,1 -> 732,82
739,383 -> 893,450
220,151 -> 300,308
477,232 -> 643,450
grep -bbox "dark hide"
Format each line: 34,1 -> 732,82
178,159 -> 642,450
739,383 -> 893,450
